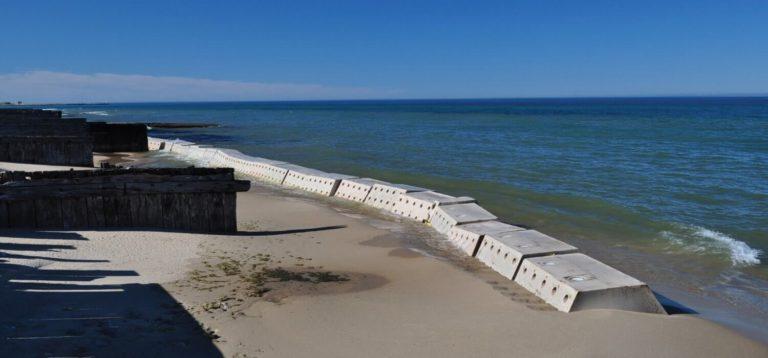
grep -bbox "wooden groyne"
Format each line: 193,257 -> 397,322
0,109 -> 93,166
0,108 -> 62,120
0,167 -> 250,232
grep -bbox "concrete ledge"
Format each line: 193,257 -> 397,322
147,137 -> 166,151
393,191 -> 474,222
280,164 -> 357,196
183,146 -> 219,167
447,221 -> 525,256
335,178 -> 389,203
430,202 -> 497,234
168,139 -> 194,153
514,253 -> 665,313
211,149 -> 288,183
476,230 -> 577,280
363,183 -> 427,212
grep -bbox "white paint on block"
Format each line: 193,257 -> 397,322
476,230 -> 577,280
393,191 -> 474,222
334,178 -> 389,203
281,164 -> 357,196
363,183 -> 427,211
447,221 -> 525,256
183,145 -> 218,167
514,253 -> 665,313
147,137 -> 166,151
430,202 -> 497,234
168,139 -> 194,154
212,149 -> 288,183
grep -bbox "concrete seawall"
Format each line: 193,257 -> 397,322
147,136 -> 666,314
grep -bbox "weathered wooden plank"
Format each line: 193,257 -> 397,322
103,196 -> 132,227
85,196 -> 106,228
7,200 -> 36,228
0,202 -> 8,228
0,183 -> 125,200
159,194 -> 174,230
1,170 -> 235,186
123,180 -> 250,194
61,197 -> 89,228
128,194 -> 164,228
35,198 -> 63,228
222,192 -> 237,232
185,193 -> 204,232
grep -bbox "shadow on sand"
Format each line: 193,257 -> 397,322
0,230 -> 223,357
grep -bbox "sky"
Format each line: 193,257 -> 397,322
0,0 -> 766,102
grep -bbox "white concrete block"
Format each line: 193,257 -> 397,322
392,191 -> 474,222
447,221 -> 525,256
168,139 -> 195,154
334,178 -> 389,203
212,149 -> 288,183
184,145 -> 218,166
430,202 -> 497,234
362,183 -> 427,211
147,137 -> 166,151
514,253 -> 665,313
281,164 -> 357,196
476,230 -> 577,280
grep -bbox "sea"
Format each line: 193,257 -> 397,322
38,97 -> 768,340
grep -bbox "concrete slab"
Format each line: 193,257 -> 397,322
476,230 -> 577,280
514,253 -> 665,313
280,164 -> 357,196
430,202 -> 497,234
183,146 -> 218,167
147,137 -> 167,151
334,178 -> 389,203
363,183 -> 427,212
168,139 -> 194,153
447,221 -> 525,256
212,149 -> 287,183
393,191 -> 474,222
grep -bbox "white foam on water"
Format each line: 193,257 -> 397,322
661,224 -> 762,266
84,110 -> 109,116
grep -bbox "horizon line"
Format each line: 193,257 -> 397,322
5,94 -> 768,106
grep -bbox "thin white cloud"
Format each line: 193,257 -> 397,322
0,71 -> 391,103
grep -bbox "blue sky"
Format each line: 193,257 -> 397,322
1,0 -> 766,102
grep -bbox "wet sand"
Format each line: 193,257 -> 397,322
0,161 -> 766,356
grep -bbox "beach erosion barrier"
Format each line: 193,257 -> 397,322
146,136 -> 666,314
0,167 -> 250,232
0,109 -> 93,166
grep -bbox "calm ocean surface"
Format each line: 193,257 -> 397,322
51,98 -> 767,338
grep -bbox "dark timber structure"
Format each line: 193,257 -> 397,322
87,122 -> 149,152
0,109 -> 94,166
0,168 -> 250,232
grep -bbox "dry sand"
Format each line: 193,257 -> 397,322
0,162 -> 766,357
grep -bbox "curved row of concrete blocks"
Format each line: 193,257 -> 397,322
147,137 -> 665,314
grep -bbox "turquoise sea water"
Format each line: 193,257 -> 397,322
45,98 -> 767,338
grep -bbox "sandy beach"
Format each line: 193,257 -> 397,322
1,161 -> 766,357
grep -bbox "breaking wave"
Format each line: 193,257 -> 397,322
661,224 -> 762,266
84,110 -> 109,116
